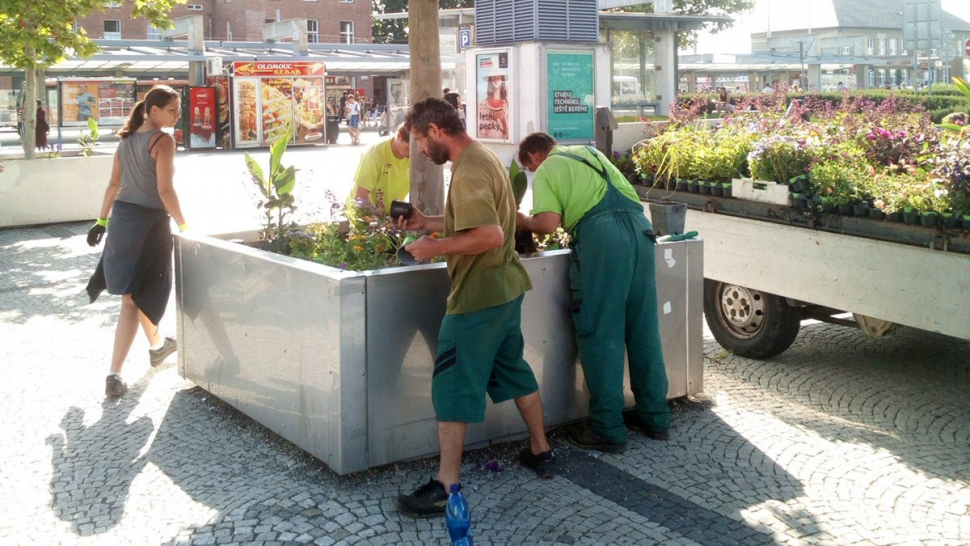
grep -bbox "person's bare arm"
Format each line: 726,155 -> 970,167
97,148 -> 124,219
516,211 -> 562,235
406,224 -> 504,262
152,133 -> 187,227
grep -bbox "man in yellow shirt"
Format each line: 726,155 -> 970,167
346,125 -> 410,214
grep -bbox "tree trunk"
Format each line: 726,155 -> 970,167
23,46 -> 37,159
407,0 -> 444,216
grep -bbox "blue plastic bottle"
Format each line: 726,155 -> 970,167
445,483 -> 474,545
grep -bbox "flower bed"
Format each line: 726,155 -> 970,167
633,83 -> 970,230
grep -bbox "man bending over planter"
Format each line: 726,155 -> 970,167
393,98 -> 556,517
516,132 -> 671,454
345,124 -> 411,214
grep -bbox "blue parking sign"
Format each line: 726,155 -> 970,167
458,27 -> 472,51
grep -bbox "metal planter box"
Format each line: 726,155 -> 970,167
175,234 -> 703,475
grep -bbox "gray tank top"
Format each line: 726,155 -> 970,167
115,129 -> 166,210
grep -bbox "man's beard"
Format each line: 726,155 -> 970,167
425,138 -> 450,165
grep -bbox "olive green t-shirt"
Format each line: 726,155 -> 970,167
346,138 -> 410,213
445,140 -> 532,314
531,145 -> 641,233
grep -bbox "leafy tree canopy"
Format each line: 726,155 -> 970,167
372,0 -> 473,44
608,0 -> 754,49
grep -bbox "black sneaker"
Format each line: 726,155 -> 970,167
395,477 -> 449,517
149,337 -> 177,367
105,375 -> 128,397
519,448 -> 557,479
623,411 -> 670,441
567,427 -> 627,454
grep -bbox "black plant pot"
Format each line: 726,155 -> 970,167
903,210 -> 920,225
942,215 -> 960,229
667,178 -> 678,191
797,197 -> 810,209
628,173 -> 639,185
887,211 -> 903,223
853,204 -> 870,216
821,203 -> 837,214
676,181 -> 688,192
790,179 -> 809,193
688,181 -> 700,193
711,185 -> 724,197
699,183 -> 712,195
963,217 -> 970,230
919,213 -> 938,228
722,186 -> 733,198
868,208 -> 886,220
838,204 -> 853,215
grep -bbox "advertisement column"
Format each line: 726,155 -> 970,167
546,51 -> 595,142
474,50 -> 512,143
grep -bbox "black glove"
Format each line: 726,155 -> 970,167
87,221 -> 107,247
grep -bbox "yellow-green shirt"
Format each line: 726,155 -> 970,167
445,141 -> 532,314
346,139 -> 410,213
531,145 -> 641,233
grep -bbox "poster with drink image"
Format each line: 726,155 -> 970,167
188,87 -> 216,149
206,76 -> 232,149
475,50 -> 512,142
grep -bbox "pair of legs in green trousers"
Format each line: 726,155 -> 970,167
569,211 -> 671,445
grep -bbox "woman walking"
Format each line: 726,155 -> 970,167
344,94 -> 362,145
35,100 -> 50,151
85,85 -> 189,397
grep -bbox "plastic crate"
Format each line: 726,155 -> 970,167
731,178 -> 791,206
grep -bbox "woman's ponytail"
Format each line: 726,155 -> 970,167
118,101 -> 146,138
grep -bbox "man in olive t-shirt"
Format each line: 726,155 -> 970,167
393,98 -> 555,518
345,125 -> 411,214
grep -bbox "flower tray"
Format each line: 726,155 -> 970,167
731,178 -> 792,206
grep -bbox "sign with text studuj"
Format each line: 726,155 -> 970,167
546,52 -> 594,141
233,61 -> 326,77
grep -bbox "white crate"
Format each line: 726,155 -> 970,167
731,178 -> 791,206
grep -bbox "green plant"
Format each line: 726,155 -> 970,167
509,160 -> 528,206
77,117 -> 99,156
809,161 -> 859,206
43,150 -> 60,159
246,129 -> 298,247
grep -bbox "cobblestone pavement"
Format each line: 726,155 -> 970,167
1,222 -> 969,545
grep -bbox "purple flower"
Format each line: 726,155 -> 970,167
339,262 -> 347,270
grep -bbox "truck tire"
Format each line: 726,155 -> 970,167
703,280 -> 802,359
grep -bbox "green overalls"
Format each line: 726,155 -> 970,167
555,147 -> 671,444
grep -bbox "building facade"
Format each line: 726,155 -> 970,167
76,0 -> 372,44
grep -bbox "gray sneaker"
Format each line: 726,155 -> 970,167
105,375 -> 128,397
149,337 -> 177,367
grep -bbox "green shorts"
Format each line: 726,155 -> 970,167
432,294 -> 539,423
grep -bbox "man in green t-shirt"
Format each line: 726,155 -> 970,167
393,99 -> 555,518
345,125 -> 411,214
516,132 -> 671,454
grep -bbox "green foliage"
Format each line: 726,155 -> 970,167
606,0 -> 754,49
509,160 -> 528,207
77,117 -> 99,156
246,129 -> 298,246
809,161 -> 860,206
372,0 -> 474,44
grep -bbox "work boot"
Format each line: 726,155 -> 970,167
567,427 -> 627,454
105,375 -> 128,397
396,477 -> 449,517
519,448 -> 557,479
149,337 -> 177,367
623,410 -> 670,441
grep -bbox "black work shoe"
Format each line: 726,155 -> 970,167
567,428 -> 627,454
623,411 -> 670,441
395,477 -> 449,517
149,337 -> 177,367
105,375 -> 128,397
519,448 -> 557,479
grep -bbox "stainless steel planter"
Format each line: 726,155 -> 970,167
175,234 -> 703,475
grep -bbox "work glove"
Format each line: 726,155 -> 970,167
178,222 -> 190,233
87,218 -> 108,247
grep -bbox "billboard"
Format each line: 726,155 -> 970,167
475,50 -> 512,142
546,51 -> 595,142
60,79 -> 136,127
233,61 -> 326,77
188,87 -> 216,149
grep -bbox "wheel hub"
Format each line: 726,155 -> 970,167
718,284 -> 765,339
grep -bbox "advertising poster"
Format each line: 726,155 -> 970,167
547,52 -> 595,141
233,78 -> 260,148
206,76 -> 232,149
60,79 -> 135,127
261,78 -> 294,145
188,87 -> 216,149
293,77 -> 326,144
475,51 -> 512,142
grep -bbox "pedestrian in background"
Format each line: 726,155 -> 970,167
344,94 -> 362,145
516,132 -> 671,454
85,85 -> 189,397
35,99 -> 50,151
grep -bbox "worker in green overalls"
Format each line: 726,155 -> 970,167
516,132 -> 670,453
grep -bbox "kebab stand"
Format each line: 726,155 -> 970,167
230,61 -> 328,148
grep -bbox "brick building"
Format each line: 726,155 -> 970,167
76,0 -> 372,44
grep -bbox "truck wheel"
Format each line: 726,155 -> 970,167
703,280 -> 802,359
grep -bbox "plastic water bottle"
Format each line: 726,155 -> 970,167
445,483 -> 474,545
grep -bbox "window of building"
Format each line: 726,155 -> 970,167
72,20 -> 79,33
340,21 -> 354,44
186,4 -> 203,10
104,20 -> 121,39
866,38 -> 875,55
889,38 -> 897,56
147,24 -> 162,40
840,46 -> 851,56
226,21 -> 232,41
103,1 -> 121,7
307,20 -> 319,43
878,38 -> 886,56
341,0 -> 354,3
